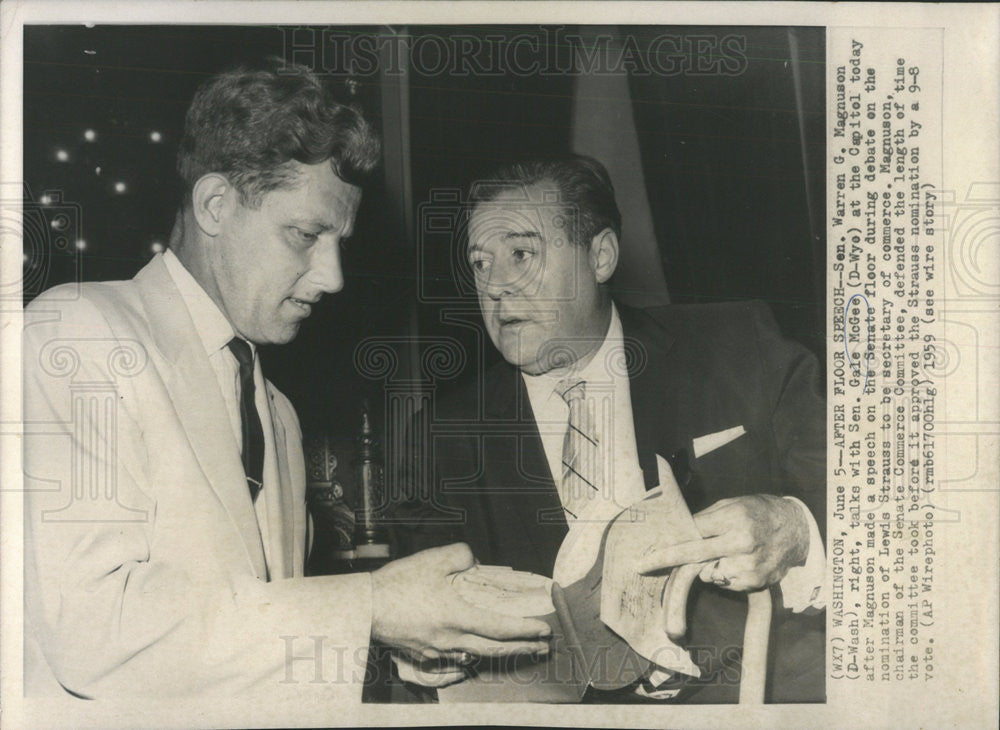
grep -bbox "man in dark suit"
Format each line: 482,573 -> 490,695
394,154 -> 825,702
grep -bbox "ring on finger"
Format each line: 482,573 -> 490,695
710,559 -> 731,587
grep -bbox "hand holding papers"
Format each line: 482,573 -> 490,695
425,454 -> 708,701
598,454 -> 703,677
436,566 -> 590,703
636,492 -> 811,595
394,565 -> 556,690
370,544 -> 551,665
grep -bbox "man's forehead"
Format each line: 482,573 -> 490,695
468,184 -> 564,238
265,163 -> 361,219
467,205 -> 547,246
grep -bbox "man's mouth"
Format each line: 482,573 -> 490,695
288,297 -> 318,315
498,315 -> 530,329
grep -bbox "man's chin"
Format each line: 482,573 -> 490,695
273,326 -> 302,345
497,337 -> 536,370
498,346 -> 550,376
249,323 -> 301,347
517,362 -> 548,376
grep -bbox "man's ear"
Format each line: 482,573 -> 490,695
589,228 -> 620,284
190,173 -> 231,237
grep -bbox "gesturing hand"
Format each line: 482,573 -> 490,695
637,495 -> 810,640
371,543 -> 551,664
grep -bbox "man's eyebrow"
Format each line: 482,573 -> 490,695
289,219 -> 353,236
288,218 -> 329,230
467,229 -> 540,252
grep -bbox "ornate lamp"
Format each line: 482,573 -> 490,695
353,401 -> 390,559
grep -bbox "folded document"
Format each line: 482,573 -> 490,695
436,454 -> 700,702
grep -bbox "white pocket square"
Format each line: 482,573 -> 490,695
692,425 -> 746,459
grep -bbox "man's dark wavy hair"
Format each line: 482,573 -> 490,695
177,57 -> 380,208
468,154 -> 622,247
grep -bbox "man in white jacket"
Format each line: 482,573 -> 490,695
22,58 -> 550,707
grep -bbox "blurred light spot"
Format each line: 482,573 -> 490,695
84,129 -> 96,142
151,241 -> 165,254
39,194 -> 53,205
95,166 -> 102,175
84,22 -> 95,28
114,181 -> 127,194
75,238 -> 87,251
55,149 -> 69,162
84,49 -> 97,56
150,130 -> 162,143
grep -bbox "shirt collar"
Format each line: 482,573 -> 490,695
161,248 -> 242,358
521,303 -> 624,403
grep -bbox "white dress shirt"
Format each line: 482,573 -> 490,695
521,304 -> 825,611
162,248 -> 276,575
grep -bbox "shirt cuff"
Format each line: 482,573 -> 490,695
633,668 -> 684,699
778,496 -> 825,611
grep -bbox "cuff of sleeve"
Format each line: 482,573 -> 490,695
268,572 -> 374,690
779,497 -> 825,611
631,669 -> 684,700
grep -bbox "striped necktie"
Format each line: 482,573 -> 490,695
227,337 -> 264,502
556,379 -> 600,521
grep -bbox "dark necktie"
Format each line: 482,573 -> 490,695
227,337 -> 264,502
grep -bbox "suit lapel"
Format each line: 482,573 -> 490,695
266,386 -> 297,580
484,362 -> 567,574
621,305 -> 711,510
620,306 -> 672,483
134,256 -> 268,579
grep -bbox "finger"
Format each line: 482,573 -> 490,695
422,655 -> 471,671
698,557 -> 741,589
690,505 -> 750,538
399,646 -> 441,663
433,542 -> 476,574
716,573 -> 756,593
714,555 -> 768,593
690,498 -> 735,521
637,534 -> 745,573
663,562 -> 704,641
450,636 -> 551,659
698,559 -> 720,584
450,605 -> 552,641
416,668 -> 468,688
393,655 -> 468,688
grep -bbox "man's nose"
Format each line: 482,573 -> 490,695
308,238 -> 345,294
484,260 -> 519,300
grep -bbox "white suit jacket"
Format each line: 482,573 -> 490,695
22,254 -> 372,708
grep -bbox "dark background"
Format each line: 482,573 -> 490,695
23,23 -> 825,449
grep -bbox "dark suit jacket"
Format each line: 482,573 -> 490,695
394,301 -> 825,702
